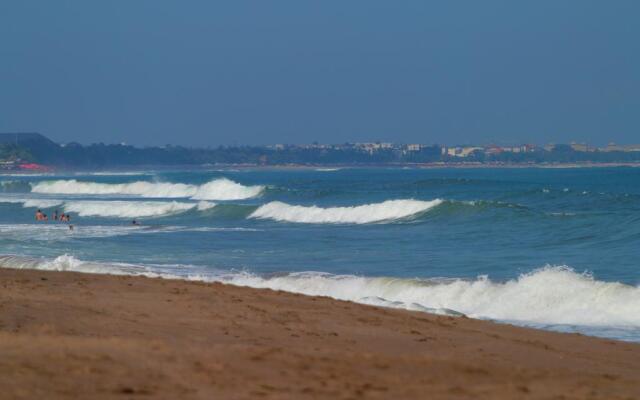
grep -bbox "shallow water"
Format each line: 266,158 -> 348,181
1,167 -> 639,341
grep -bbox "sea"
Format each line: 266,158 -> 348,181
0,167 -> 639,342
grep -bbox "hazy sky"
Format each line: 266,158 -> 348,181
1,1 -> 638,146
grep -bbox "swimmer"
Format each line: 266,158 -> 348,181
35,209 -> 43,221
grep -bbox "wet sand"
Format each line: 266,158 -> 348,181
0,268 -> 638,399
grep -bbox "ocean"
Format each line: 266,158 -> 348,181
0,167 -> 639,342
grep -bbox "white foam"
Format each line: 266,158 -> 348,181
0,224 -> 257,242
2,256 -> 638,335
196,201 -> 216,211
0,196 -> 218,218
249,199 -> 443,224
22,199 -> 64,209
30,178 -> 264,200
224,266 -> 640,328
0,224 -> 144,241
191,179 -> 264,200
63,200 -> 198,218
0,197 -> 64,209
0,254 -> 154,276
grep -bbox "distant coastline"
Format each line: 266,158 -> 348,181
2,132 -> 640,170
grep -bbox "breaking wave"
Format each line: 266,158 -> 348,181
249,199 -> 443,224
30,178 -> 264,200
0,197 -> 65,209
0,254 -> 156,276
62,200 -> 210,218
1,256 -> 639,339
0,197 -> 216,218
225,266 -> 640,329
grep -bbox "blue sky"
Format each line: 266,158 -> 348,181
1,1 -> 638,146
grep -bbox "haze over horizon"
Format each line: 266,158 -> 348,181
1,1 -> 639,147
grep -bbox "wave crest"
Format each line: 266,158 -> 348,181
249,199 -> 443,224
63,200 -> 206,218
30,178 -> 264,200
225,266 -> 640,328
0,197 -> 217,218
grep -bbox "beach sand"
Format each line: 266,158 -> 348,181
0,269 -> 638,399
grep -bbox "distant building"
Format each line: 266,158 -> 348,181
622,144 -> 640,152
601,142 -> 624,152
445,146 -> 483,157
484,146 -> 503,155
355,142 -> 394,154
570,142 -> 593,152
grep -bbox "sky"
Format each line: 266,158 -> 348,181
1,1 -> 639,147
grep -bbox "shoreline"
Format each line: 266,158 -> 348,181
1,268 -> 638,399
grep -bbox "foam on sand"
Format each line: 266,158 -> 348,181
249,199 -> 443,224
30,178 -> 264,200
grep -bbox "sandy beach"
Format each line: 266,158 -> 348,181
0,268 -> 638,400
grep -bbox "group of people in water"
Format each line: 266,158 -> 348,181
35,209 -> 71,222
35,209 -> 74,230
34,210 -> 140,230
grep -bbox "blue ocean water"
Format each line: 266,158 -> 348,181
1,167 -> 639,341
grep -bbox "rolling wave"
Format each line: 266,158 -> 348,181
0,197 -> 216,218
0,195 -> 564,222
63,200 -> 214,218
30,178 -> 264,200
249,199 -> 443,224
